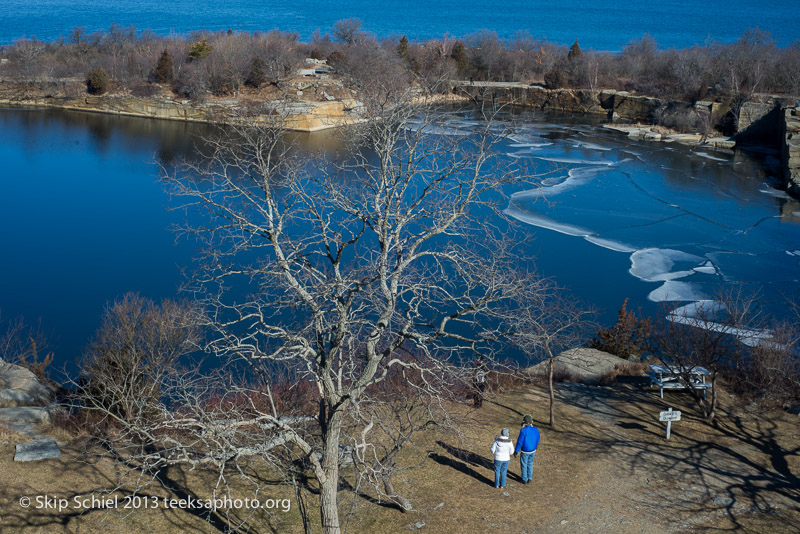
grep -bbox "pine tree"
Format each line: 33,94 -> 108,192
245,57 -> 267,88
153,49 -> 174,84
450,41 -> 469,74
568,39 -> 582,60
188,39 -> 212,61
397,35 -> 409,60
86,66 -> 109,94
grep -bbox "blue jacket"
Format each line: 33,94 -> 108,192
515,425 -> 540,453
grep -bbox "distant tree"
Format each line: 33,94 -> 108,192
332,17 -> 363,46
86,66 -> 110,94
450,41 -> 470,74
188,38 -> 212,61
568,39 -> 582,60
153,49 -> 174,84
543,67 -> 567,89
590,298 -> 652,358
397,35 -> 409,60
245,56 -> 267,88
326,49 -> 348,68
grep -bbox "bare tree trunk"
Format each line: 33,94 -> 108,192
292,473 -> 313,534
548,356 -> 555,427
708,374 -> 718,424
320,409 -> 344,534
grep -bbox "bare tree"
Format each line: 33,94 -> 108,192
346,359 -> 454,513
512,286 -> 591,426
157,91 -> 544,533
332,18 -> 364,46
655,287 -> 763,423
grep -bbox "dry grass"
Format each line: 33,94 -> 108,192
1,377 -> 798,533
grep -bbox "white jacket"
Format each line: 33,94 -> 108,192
490,436 -> 515,461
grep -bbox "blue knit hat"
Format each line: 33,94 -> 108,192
501,428 -> 509,437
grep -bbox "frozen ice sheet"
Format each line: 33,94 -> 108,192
648,280 -> 707,302
629,248 -> 704,282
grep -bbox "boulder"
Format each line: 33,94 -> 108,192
0,406 -> 52,424
0,388 -> 36,406
528,348 -> 633,385
0,359 -> 51,405
14,438 -> 61,462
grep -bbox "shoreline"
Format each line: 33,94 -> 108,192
0,93 -> 366,132
1,85 -> 798,198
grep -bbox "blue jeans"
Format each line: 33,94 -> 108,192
520,450 -> 536,482
494,459 -> 509,487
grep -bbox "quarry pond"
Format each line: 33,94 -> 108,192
1,107 -> 799,368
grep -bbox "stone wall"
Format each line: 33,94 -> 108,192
452,83 -> 666,122
736,98 -> 784,146
783,107 -> 800,197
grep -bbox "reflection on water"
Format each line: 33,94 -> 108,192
0,107 -> 798,369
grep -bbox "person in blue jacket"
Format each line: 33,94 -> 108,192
513,414 -> 540,484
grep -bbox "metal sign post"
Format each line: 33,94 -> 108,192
658,407 -> 681,439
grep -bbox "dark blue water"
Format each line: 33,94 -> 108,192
0,110 -> 202,368
2,108 -> 799,371
1,0 -> 798,49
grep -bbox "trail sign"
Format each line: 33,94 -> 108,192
659,410 -> 681,422
658,407 -> 681,439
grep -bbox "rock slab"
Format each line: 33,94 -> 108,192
0,388 -> 35,405
528,348 -> 633,385
14,438 -> 61,462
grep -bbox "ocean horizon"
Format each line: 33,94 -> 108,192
1,0 -> 798,50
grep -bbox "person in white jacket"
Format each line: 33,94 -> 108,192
490,428 -> 515,489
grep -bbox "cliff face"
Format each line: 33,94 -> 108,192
452,83 -> 667,121
783,107 -> 800,197
455,82 -> 800,199
736,98 -> 784,146
0,93 -> 363,132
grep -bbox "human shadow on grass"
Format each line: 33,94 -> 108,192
433,441 -> 524,485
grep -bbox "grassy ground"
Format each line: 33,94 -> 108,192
1,376 -> 798,533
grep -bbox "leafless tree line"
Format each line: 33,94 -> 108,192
2,23 -> 798,103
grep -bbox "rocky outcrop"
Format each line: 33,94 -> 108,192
782,107 -> 800,197
0,358 -> 51,407
527,348 -> 637,385
736,98 -> 784,146
452,82 -> 667,122
0,93 -> 364,132
0,358 -> 58,450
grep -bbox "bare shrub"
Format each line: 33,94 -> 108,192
78,293 -> 202,423
544,66 -> 567,89
129,82 -> 159,97
727,316 -> 800,409
0,312 -> 53,380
